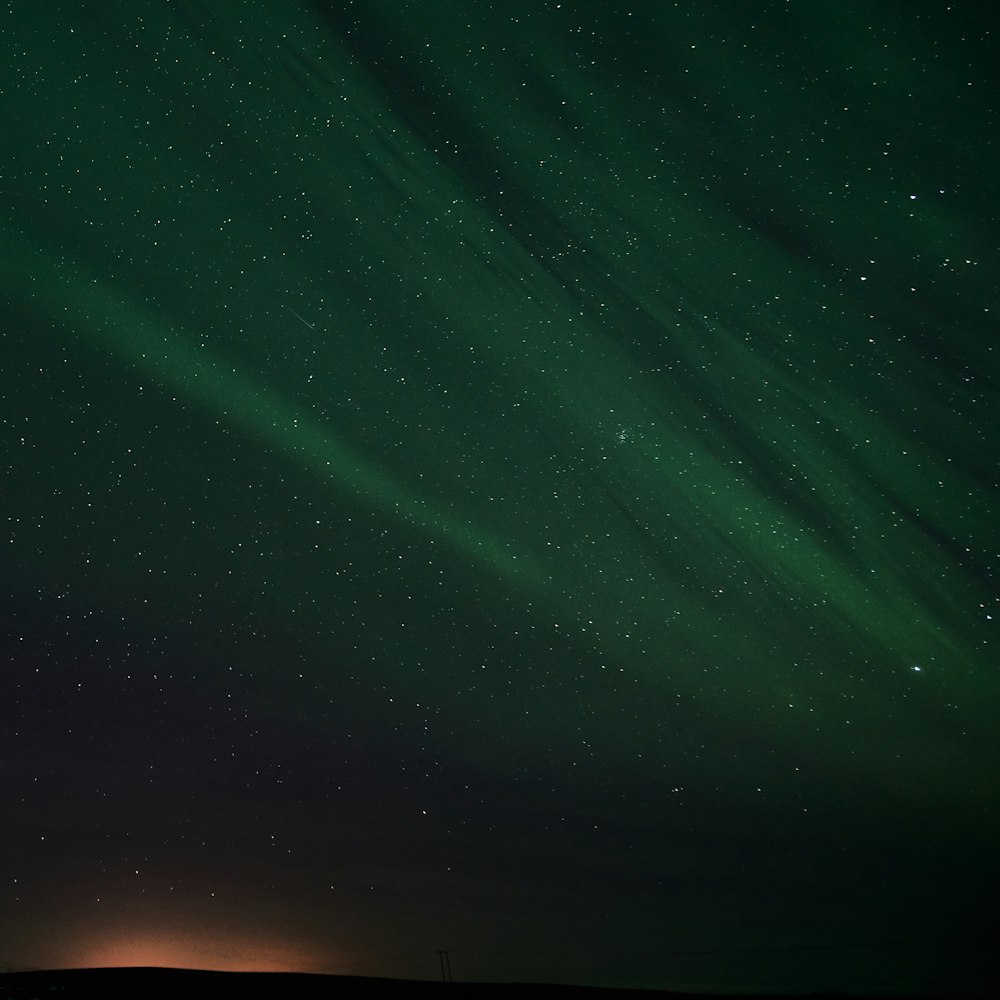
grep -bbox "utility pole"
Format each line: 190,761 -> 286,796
436,949 -> 452,982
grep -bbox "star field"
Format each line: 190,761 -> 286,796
1,2 -> 998,993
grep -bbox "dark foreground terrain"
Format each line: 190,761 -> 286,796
0,969 -> 992,1000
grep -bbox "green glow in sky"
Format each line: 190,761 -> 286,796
2,1 -> 997,992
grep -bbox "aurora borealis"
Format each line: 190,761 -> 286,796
2,1 -> 997,993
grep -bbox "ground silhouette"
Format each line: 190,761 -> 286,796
0,968 -> 991,1000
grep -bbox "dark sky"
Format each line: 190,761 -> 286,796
2,1 -> 998,994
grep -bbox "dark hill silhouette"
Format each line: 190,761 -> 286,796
0,968 -> 992,1000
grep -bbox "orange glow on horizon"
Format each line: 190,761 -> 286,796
64,926 -> 333,974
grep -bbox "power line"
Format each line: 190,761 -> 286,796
449,932 -> 993,959
436,949 -> 452,982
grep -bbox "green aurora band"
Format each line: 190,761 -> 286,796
2,0 -> 997,990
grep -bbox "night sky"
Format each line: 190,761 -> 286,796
2,1 -> 998,994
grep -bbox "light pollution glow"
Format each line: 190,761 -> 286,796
61,925 -> 333,973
